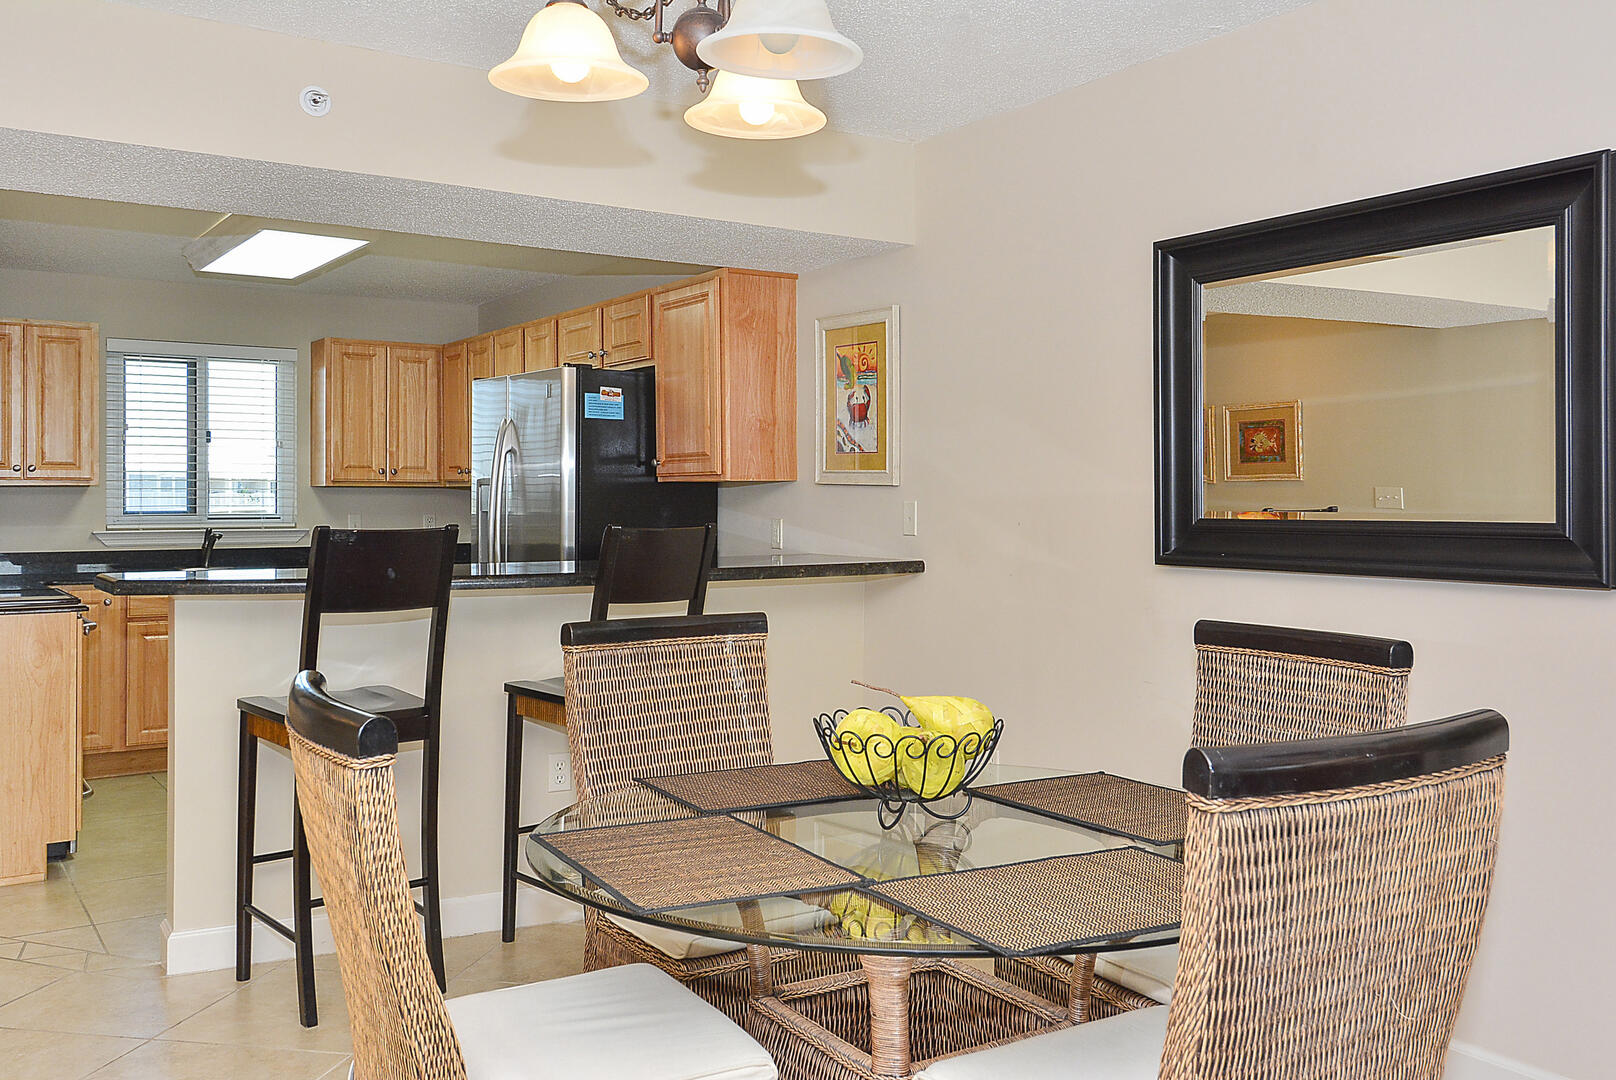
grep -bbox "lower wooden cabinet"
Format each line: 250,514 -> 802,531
63,588 -> 170,778
0,610 -> 80,885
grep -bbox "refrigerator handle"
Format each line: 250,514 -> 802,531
488,417 -> 521,563
474,478 -> 492,563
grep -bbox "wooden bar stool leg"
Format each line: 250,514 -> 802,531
234,716 -> 257,982
421,743 -> 446,990
291,793 -> 318,1028
501,695 -> 523,943
861,954 -> 913,1078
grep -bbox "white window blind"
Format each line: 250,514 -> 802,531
106,339 -> 297,527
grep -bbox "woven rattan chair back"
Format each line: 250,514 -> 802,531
1190,620 -> 1413,748
285,672 -> 467,1080
560,613 -> 774,802
1162,710 -> 1508,1080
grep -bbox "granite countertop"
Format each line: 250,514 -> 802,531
94,553 -> 925,596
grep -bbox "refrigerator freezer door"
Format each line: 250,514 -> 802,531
504,369 -> 575,563
471,376 -> 509,563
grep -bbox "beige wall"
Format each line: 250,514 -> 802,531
1201,314 -> 1556,520
726,1 -> 1616,1075
0,266 -> 476,550
477,274 -> 694,333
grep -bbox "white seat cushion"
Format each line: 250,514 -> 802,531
447,963 -> 777,1080
605,897 -> 836,961
915,1005 -> 1167,1080
1096,944 -> 1178,1005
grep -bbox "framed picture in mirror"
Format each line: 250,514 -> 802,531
1156,151 -> 1616,587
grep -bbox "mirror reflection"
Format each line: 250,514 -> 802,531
1199,226 -> 1557,522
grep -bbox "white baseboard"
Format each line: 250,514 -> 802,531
1447,1041 -> 1572,1080
164,889 -> 582,975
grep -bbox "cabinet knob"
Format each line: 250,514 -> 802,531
379,468 -> 386,475
9,464 -> 18,472
27,465 -> 36,473
81,619 -> 98,635
390,468 -> 398,475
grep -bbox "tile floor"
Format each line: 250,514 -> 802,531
0,772 -> 587,1078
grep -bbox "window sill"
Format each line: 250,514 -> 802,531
92,527 -> 309,549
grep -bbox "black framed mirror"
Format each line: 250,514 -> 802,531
1156,152 -> 1614,588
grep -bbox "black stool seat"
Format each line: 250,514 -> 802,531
239,686 -> 429,741
503,678 -> 564,706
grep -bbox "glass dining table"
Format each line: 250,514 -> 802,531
525,764 -> 1184,1079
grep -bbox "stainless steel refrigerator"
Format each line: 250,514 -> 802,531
471,366 -> 717,564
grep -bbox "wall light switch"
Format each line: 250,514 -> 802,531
770,518 -> 785,550
347,514 -> 362,529
1374,487 -> 1405,510
903,501 -> 919,537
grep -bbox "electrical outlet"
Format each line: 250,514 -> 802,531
547,753 -> 572,793
347,513 -> 361,529
770,518 -> 785,550
1374,486 -> 1405,510
422,513 -> 437,528
903,501 -> 919,537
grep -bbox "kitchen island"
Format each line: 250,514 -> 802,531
94,553 -> 923,974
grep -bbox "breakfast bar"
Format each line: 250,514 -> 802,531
93,554 -> 923,975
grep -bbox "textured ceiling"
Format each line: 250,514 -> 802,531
0,189 -> 708,304
110,0 -> 1317,141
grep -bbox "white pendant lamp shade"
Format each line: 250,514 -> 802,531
684,71 -> 826,140
696,0 -> 862,81
489,1 -> 649,102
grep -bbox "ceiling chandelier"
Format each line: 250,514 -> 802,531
489,0 -> 861,140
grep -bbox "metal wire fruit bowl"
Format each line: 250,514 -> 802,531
813,707 -> 1005,829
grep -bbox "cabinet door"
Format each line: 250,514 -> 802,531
602,294 -> 653,368
652,279 -> 724,478
23,323 -> 98,483
522,319 -> 558,371
558,309 -> 603,366
386,345 -> 441,484
323,340 -> 390,483
440,341 -> 470,484
493,328 -> 524,375
124,605 -> 170,749
466,334 -> 495,380
0,612 -> 79,883
0,323 -> 22,481
62,587 -> 125,754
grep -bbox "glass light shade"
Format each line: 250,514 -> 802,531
489,1 -> 649,102
684,71 -> 827,140
696,0 -> 863,80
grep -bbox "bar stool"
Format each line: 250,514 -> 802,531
235,524 -> 458,1027
500,523 -> 716,942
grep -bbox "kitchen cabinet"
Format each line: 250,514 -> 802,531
312,338 -> 443,486
0,320 -> 99,485
601,293 -> 654,368
467,333 -> 495,380
441,340 -> 471,484
652,269 -> 796,481
0,610 -> 80,886
522,319 -> 557,371
63,588 -> 171,778
493,327 -> 524,375
558,308 -> 603,367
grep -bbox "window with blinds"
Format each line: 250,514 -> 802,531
106,339 -> 297,527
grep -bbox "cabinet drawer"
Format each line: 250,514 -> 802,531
126,596 -> 171,620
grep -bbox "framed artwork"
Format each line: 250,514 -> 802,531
1221,400 -> 1303,481
1202,406 -> 1217,483
816,306 -> 900,485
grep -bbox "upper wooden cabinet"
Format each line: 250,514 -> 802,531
312,338 -> 443,486
602,293 -> 653,368
558,309 -> 603,367
493,327 -> 524,375
653,270 -> 796,482
0,320 -> 99,485
466,333 -> 495,380
522,319 -> 558,371
440,340 -> 471,484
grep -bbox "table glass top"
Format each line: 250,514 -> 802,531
525,763 -> 1184,958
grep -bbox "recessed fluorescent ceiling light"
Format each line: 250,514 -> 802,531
196,230 -> 368,279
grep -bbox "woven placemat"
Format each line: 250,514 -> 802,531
639,760 -> 863,812
972,772 -> 1188,845
536,813 -> 863,913
865,848 -> 1183,957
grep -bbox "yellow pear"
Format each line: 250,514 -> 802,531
828,708 -> 904,786
897,730 -> 973,798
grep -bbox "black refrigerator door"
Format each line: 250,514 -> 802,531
575,366 -> 718,562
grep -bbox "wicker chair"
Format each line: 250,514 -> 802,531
284,670 -> 777,1080
561,612 -> 855,1023
917,709 -> 1509,1080
998,619 -> 1414,1018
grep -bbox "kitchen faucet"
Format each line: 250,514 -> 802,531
200,528 -> 223,568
